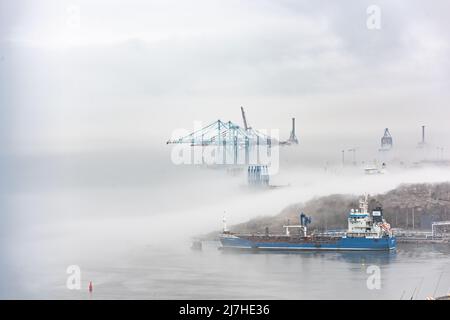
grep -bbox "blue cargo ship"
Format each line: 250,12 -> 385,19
220,195 -> 396,251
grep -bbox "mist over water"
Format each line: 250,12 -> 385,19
2,0 -> 450,299
3,144 -> 450,298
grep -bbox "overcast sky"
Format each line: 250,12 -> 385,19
2,1 -> 450,297
1,0 -> 450,154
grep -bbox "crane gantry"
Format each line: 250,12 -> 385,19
166,117 -> 275,165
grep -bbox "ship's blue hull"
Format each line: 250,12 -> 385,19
220,235 -> 396,251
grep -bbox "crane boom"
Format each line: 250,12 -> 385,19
240,106 -> 249,131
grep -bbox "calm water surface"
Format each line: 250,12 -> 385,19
48,241 -> 450,300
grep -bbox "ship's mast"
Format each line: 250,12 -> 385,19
222,215 -> 228,233
359,194 -> 369,214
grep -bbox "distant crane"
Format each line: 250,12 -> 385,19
166,118 -> 275,165
380,128 -> 393,151
240,108 -> 299,146
348,148 -> 358,165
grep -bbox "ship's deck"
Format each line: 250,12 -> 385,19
236,234 -> 342,244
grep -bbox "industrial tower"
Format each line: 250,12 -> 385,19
417,125 -> 426,148
287,118 -> 299,144
380,128 -> 393,151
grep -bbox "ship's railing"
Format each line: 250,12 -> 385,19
392,229 -> 433,238
317,231 -> 346,237
346,232 -> 380,238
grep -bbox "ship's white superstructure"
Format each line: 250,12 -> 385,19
346,195 -> 392,238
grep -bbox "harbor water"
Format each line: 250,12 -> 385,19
2,151 -> 450,299
29,241 -> 450,299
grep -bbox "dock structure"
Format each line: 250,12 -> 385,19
167,119 -> 275,165
393,224 -> 450,243
432,220 -> 450,238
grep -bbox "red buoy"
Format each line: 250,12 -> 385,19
89,281 -> 93,293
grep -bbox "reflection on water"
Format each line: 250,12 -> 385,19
222,246 -> 398,265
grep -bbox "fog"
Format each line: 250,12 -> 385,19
2,0 -> 450,152
1,0 -> 450,298
4,147 -> 450,297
